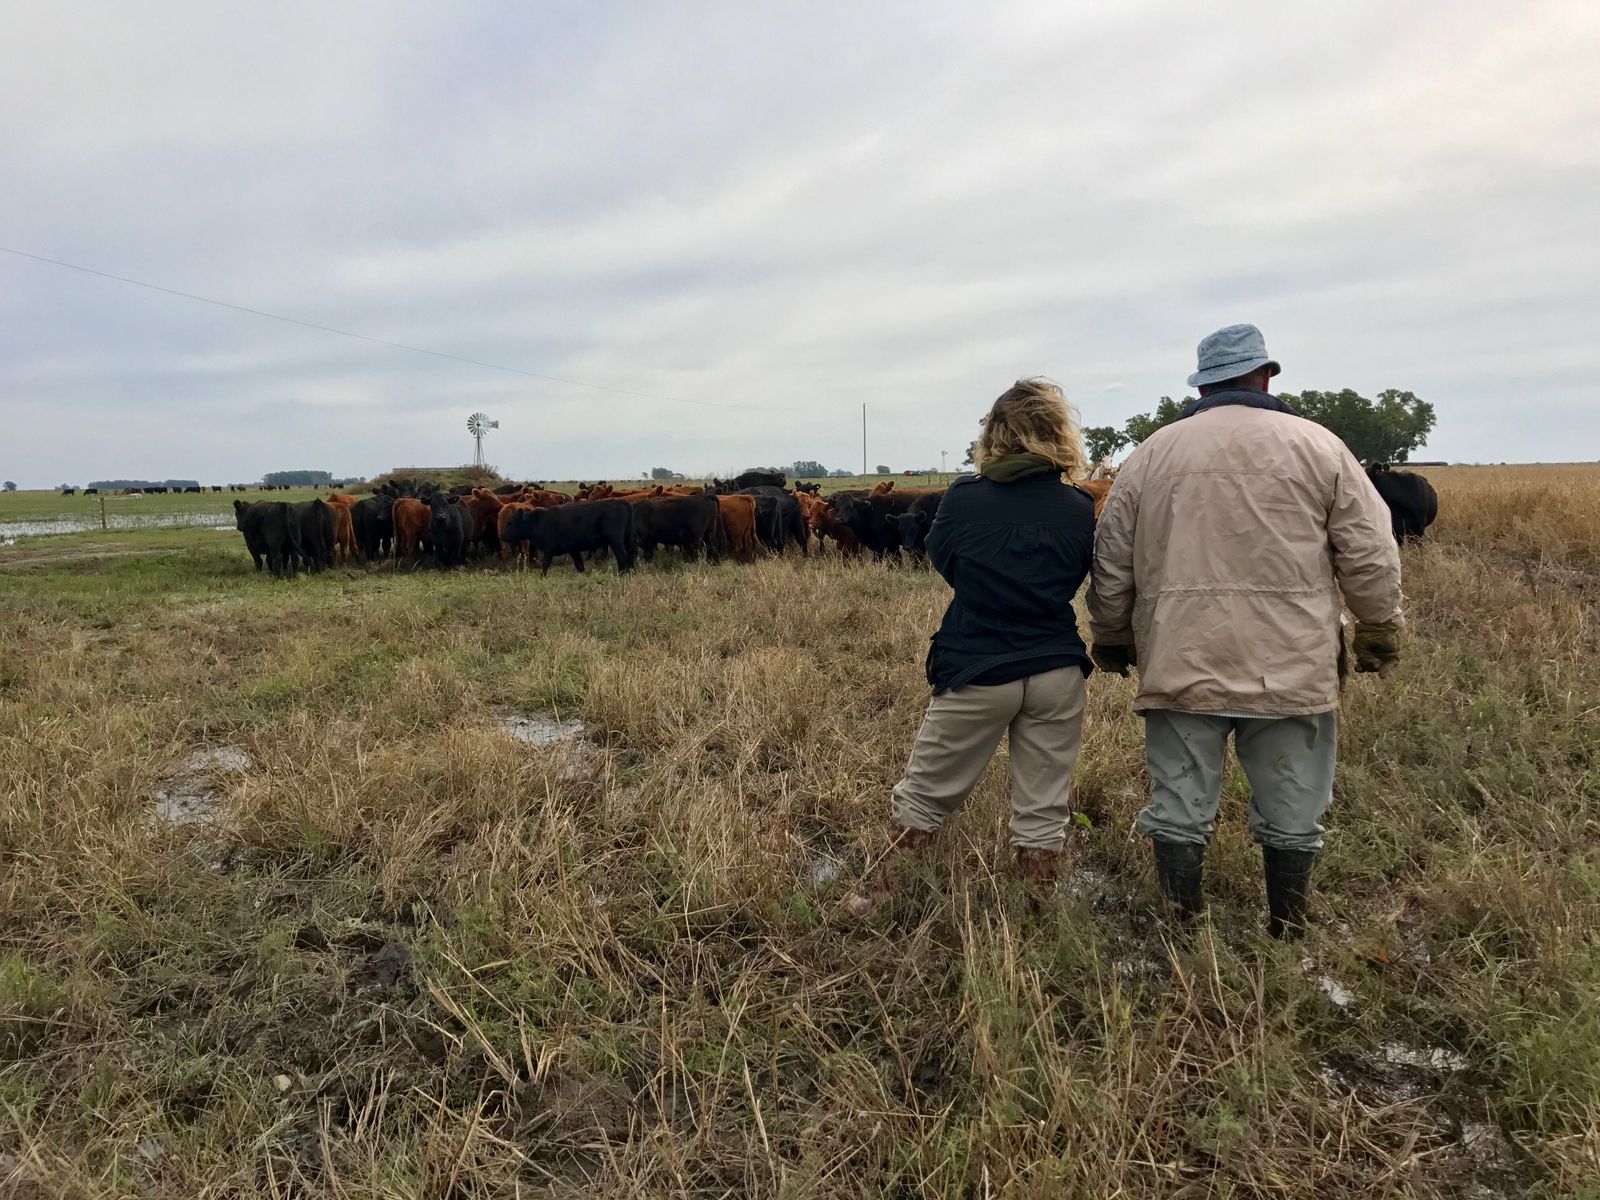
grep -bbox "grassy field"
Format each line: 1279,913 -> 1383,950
1,466 -> 1597,1197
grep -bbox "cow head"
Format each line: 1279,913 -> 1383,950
891,511 -> 932,554
830,494 -> 868,530
232,499 -> 248,528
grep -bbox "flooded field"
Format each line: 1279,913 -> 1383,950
0,511 -> 239,540
0,487 -> 331,541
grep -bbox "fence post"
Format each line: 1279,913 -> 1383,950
100,495 -> 107,530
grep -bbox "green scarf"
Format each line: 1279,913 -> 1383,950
979,453 -> 1058,483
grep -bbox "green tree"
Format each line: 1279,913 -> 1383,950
875,464 -> 891,475
2,481 -> 15,492
1283,389 -> 1435,465
961,442 -> 976,467
1123,396 -> 1190,445
1083,425 -> 1130,464
790,460 -> 828,478
649,466 -> 676,480
262,469 -> 334,488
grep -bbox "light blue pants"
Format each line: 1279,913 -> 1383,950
1139,710 -> 1337,852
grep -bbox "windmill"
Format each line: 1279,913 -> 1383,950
467,412 -> 498,468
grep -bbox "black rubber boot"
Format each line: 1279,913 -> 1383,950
1151,839 -> 1206,923
1263,847 -> 1317,940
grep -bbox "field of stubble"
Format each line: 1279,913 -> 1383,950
1,465 -> 1597,1198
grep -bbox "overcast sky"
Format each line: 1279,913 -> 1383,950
4,1 -> 1597,486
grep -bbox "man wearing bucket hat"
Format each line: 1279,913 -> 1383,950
1087,324 -> 1403,938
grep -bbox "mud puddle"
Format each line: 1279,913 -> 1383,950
149,746 -> 254,827
496,711 -> 589,746
493,711 -> 599,779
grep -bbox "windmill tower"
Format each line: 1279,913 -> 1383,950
467,412 -> 498,468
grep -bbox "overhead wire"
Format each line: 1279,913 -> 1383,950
0,244 -> 802,413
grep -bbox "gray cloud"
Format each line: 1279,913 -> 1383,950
4,0 -> 1597,486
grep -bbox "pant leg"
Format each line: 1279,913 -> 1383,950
1234,712 -> 1337,851
1138,710 -> 1231,846
1005,667 -> 1088,850
890,680 -> 1024,834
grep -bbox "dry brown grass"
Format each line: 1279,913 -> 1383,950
1,468 -> 1598,1196
1425,464 -> 1600,565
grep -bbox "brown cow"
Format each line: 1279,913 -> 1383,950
392,497 -> 431,560
1075,478 -> 1113,518
497,502 -> 534,565
466,489 -> 512,554
871,480 -> 895,494
714,494 -> 759,562
324,493 -> 359,562
795,490 -> 860,556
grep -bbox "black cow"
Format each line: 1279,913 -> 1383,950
888,491 -> 947,559
1367,465 -> 1439,542
793,481 -> 821,495
735,469 -> 786,489
502,499 -> 637,576
739,487 -> 808,556
743,494 -> 783,554
831,492 -> 923,559
427,493 -> 473,567
290,500 -> 336,572
633,494 -> 722,563
351,495 -> 395,560
234,500 -> 299,578
183,486 -> 202,494
83,487 -> 97,495
210,485 -> 222,493
492,483 -> 522,496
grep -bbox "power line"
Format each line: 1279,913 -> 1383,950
0,244 -> 802,413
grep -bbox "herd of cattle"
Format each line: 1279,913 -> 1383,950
230,464 -> 1439,579
64,484 -> 286,496
229,469 -> 955,578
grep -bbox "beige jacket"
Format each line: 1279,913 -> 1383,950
1087,401 -> 1403,715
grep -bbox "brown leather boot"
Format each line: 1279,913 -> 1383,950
1014,847 -> 1063,913
844,823 -> 934,918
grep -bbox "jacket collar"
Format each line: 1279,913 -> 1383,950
1181,389 -> 1299,419
979,453 -> 1058,482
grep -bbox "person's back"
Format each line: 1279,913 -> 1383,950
1088,324 -> 1403,938
927,470 -> 1095,690
1095,401 -> 1397,715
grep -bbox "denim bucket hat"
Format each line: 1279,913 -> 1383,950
1187,324 -> 1281,388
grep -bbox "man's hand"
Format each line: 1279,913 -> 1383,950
1352,621 -> 1401,676
1091,643 -> 1137,677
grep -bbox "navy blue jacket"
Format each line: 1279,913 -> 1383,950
924,470 -> 1096,692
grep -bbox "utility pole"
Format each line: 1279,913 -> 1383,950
861,403 -> 867,477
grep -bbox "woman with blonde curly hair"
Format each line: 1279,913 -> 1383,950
848,378 -> 1098,916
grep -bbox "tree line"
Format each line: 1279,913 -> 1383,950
1082,388 -> 1436,466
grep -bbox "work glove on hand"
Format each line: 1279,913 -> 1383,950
1091,643 -> 1136,677
1352,621 -> 1402,676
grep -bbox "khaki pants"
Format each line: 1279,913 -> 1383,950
891,667 -> 1087,850
1138,709 -> 1337,851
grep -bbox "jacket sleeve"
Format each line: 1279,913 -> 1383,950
1086,455 -> 1141,646
927,496 -> 959,586
1328,450 -> 1405,627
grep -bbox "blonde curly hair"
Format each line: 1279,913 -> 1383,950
972,377 -> 1088,478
